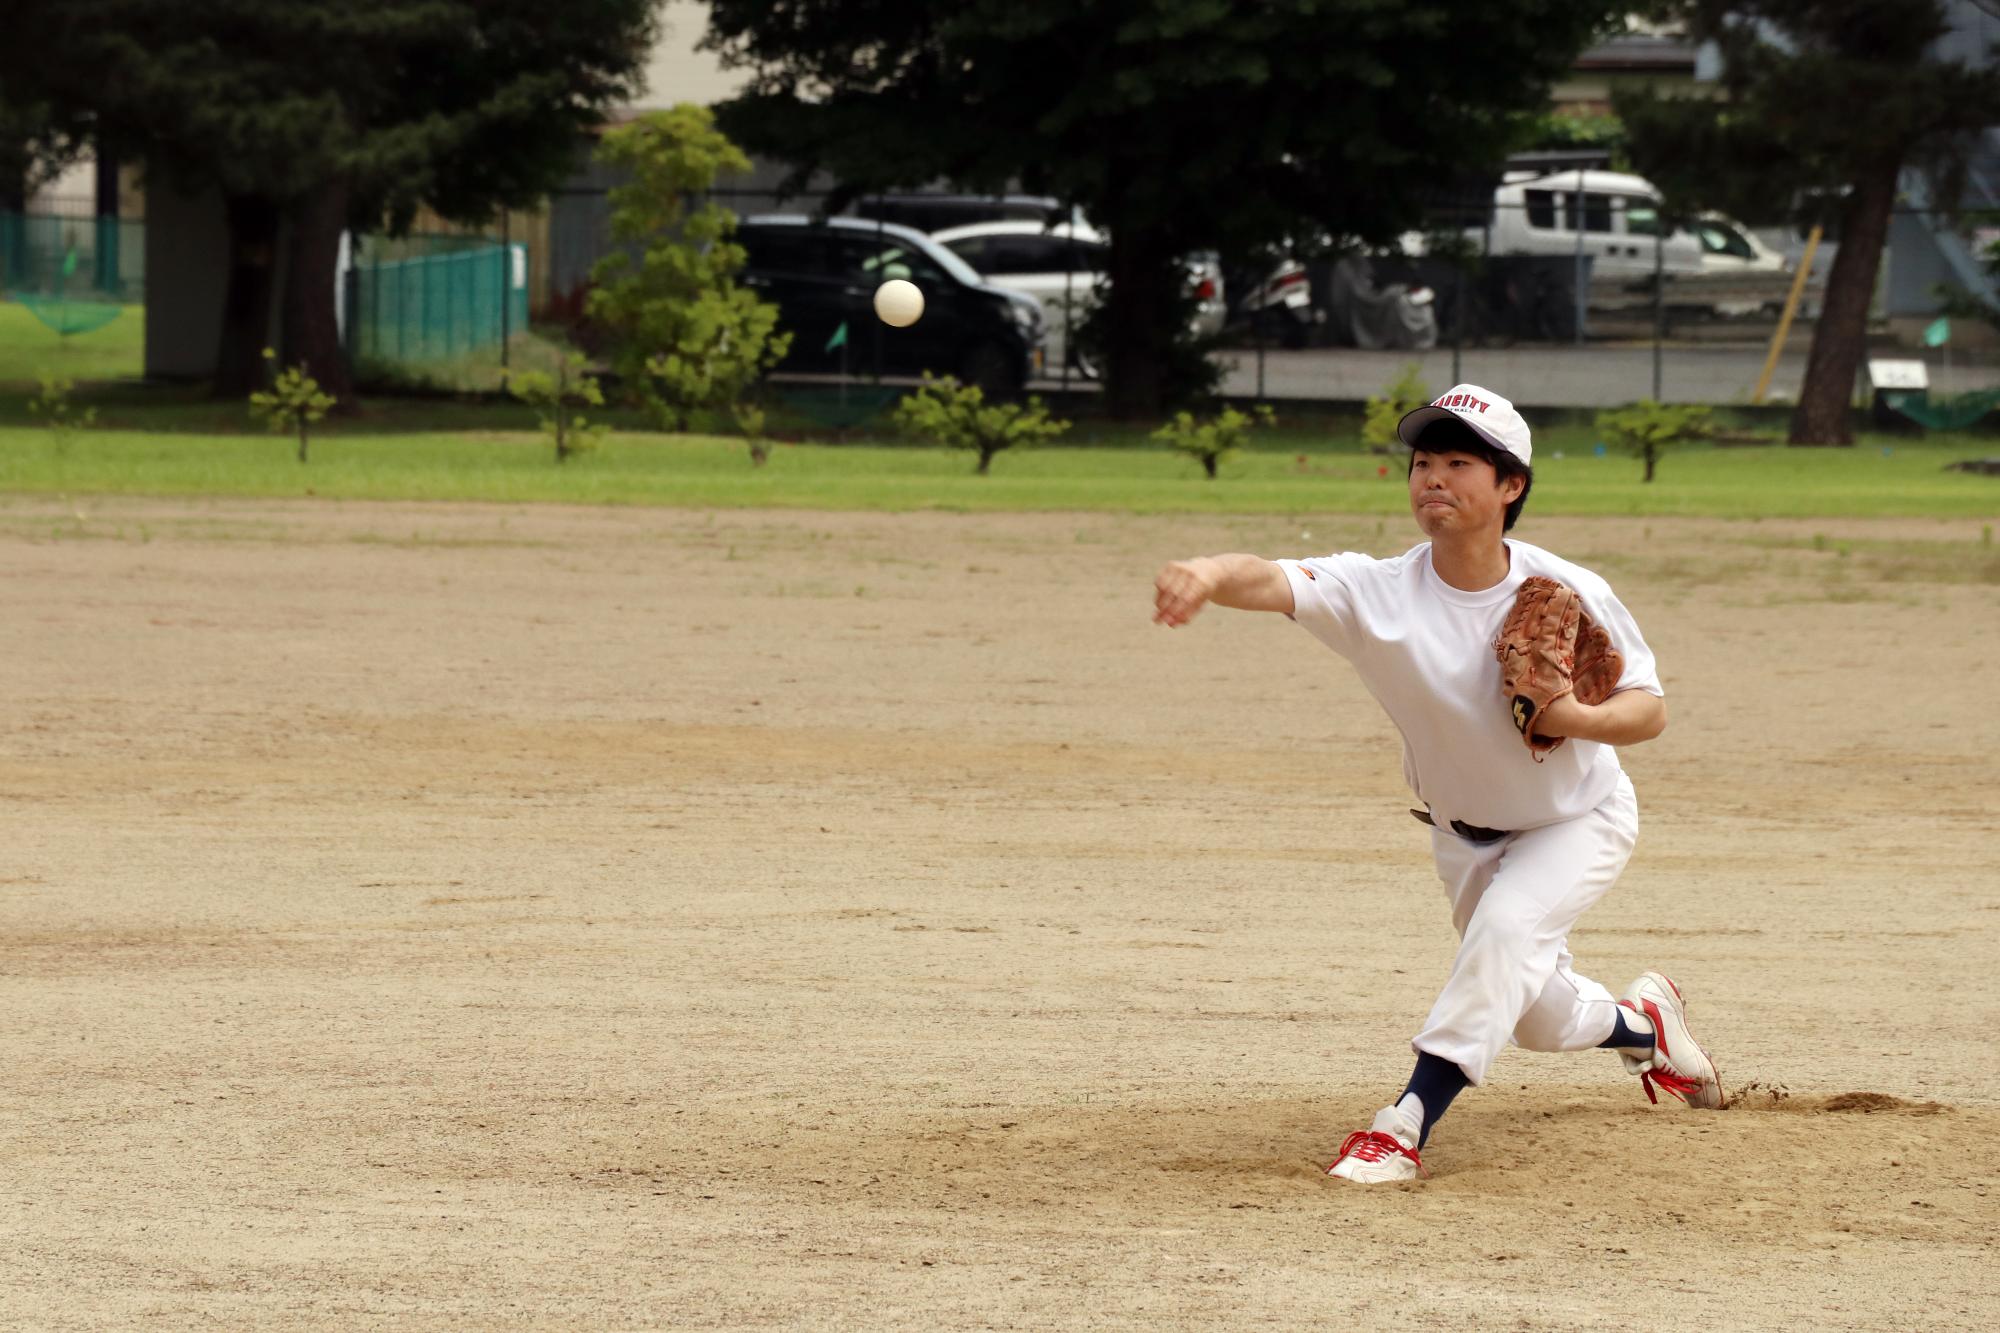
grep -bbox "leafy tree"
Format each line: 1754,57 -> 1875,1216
1362,363 -> 1432,454
1514,108 -> 1630,168
733,403 -> 774,467
28,369 -> 97,455
1154,404 -> 1274,479
0,96 -> 81,211
586,107 -> 793,432
508,352 -> 611,464
1618,1 -> 2000,445
1594,399 -> 1712,482
248,348 -> 337,462
4,2 -> 655,399
891,374 -> 1069,474
704,1 -> 1621,419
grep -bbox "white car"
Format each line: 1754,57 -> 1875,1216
1694,214 -> 1788,274
930,220 -> 1225,378
1404,169 -> 1706,282
1690,213 -> 1803,316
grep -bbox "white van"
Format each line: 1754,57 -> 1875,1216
1486,169 -> 1703,279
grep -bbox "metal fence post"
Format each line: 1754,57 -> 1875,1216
1652,228 -> 1664,401
1572,188 -> 1587,346
1451,257 -> 1464,386
1060,232 -> 1073,396
872,210 -> 884,385
500,214 -> 511,369
343,264 -> 359,374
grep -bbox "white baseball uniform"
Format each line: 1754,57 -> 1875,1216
1278,537 -> 1664,1086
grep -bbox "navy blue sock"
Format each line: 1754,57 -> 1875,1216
1397,1052 -> 1470,1149
1600,1008 -> 1656,1053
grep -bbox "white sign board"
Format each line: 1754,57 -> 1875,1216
1867,358 -> 1928,391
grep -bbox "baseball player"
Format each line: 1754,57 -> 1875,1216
1151,383 -> 1721,1184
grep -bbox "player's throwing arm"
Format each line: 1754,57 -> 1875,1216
1152,554 -> 1294,627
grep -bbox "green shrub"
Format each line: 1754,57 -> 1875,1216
507,352 -> 610,463
1595,400 -> 1714,483
890,375 -> 1070,474
1362,362 -> 1430,454
586,105 -> 791,432
29,369 -> 96,455
1152,403 -> 1275,479
248,349 -> 337,462
731,403 -> 772,466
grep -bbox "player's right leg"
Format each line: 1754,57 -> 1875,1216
1510,957 -> 1724,1108
1612,971 -> 1724,1108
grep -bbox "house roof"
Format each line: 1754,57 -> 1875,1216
1575,32 -> 1698,73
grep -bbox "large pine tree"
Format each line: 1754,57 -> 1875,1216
704,0 -> 1621,419
1620,0 -> 2000,444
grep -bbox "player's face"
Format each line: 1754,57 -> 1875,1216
1407,449 -> 1519,537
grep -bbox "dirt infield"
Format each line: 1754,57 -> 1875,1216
2,497 -> 1995,1330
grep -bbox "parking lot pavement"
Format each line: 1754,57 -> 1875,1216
1034,341 -> 2000,409
1212,342 -> 2000,408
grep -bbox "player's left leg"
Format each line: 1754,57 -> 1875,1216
1410,774 -> 1641,1091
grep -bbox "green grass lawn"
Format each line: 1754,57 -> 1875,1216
0,298 -> 145,386
2,421 -> 1996,518
1,300 -> 1995,518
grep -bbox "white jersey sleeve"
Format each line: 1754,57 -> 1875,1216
1573,578 -> 1664,698
1276,553 -> 1377,659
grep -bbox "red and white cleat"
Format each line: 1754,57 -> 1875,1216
1619,971 -> 1724,1110
1325,1105 -> 1428,1183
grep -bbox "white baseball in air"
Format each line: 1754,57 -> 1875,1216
874,279 -> 924,328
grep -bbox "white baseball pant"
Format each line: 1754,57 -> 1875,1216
1411,772 -> 1638,1085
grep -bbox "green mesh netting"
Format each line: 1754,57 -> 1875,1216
349,237 -> 528,363
6,243 -> 127,335
12,290 -> 125,336
1883,389 -> 2000,431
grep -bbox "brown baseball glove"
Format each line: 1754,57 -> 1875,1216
1493,576 -> 1625,760
1571,602 -> 1625,713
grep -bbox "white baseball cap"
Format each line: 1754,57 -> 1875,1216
1396,383 -> 1532,468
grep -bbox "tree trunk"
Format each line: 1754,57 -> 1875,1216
0,151 -> 24,287
1102,224 -> 1179,420
976,446 -> 996,475
1789,157 -> 1900,446
1643,444 -> 1656,482
281,178 -> 355,409
214,192 -> 284,399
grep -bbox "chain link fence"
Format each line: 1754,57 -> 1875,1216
343,232 -> 531,378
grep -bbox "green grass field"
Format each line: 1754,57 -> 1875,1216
2,422 -> 1996,519
2,298 -> 1997,518
0,298 -> 145,385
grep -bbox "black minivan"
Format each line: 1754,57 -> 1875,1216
735,215 -> 1045,395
